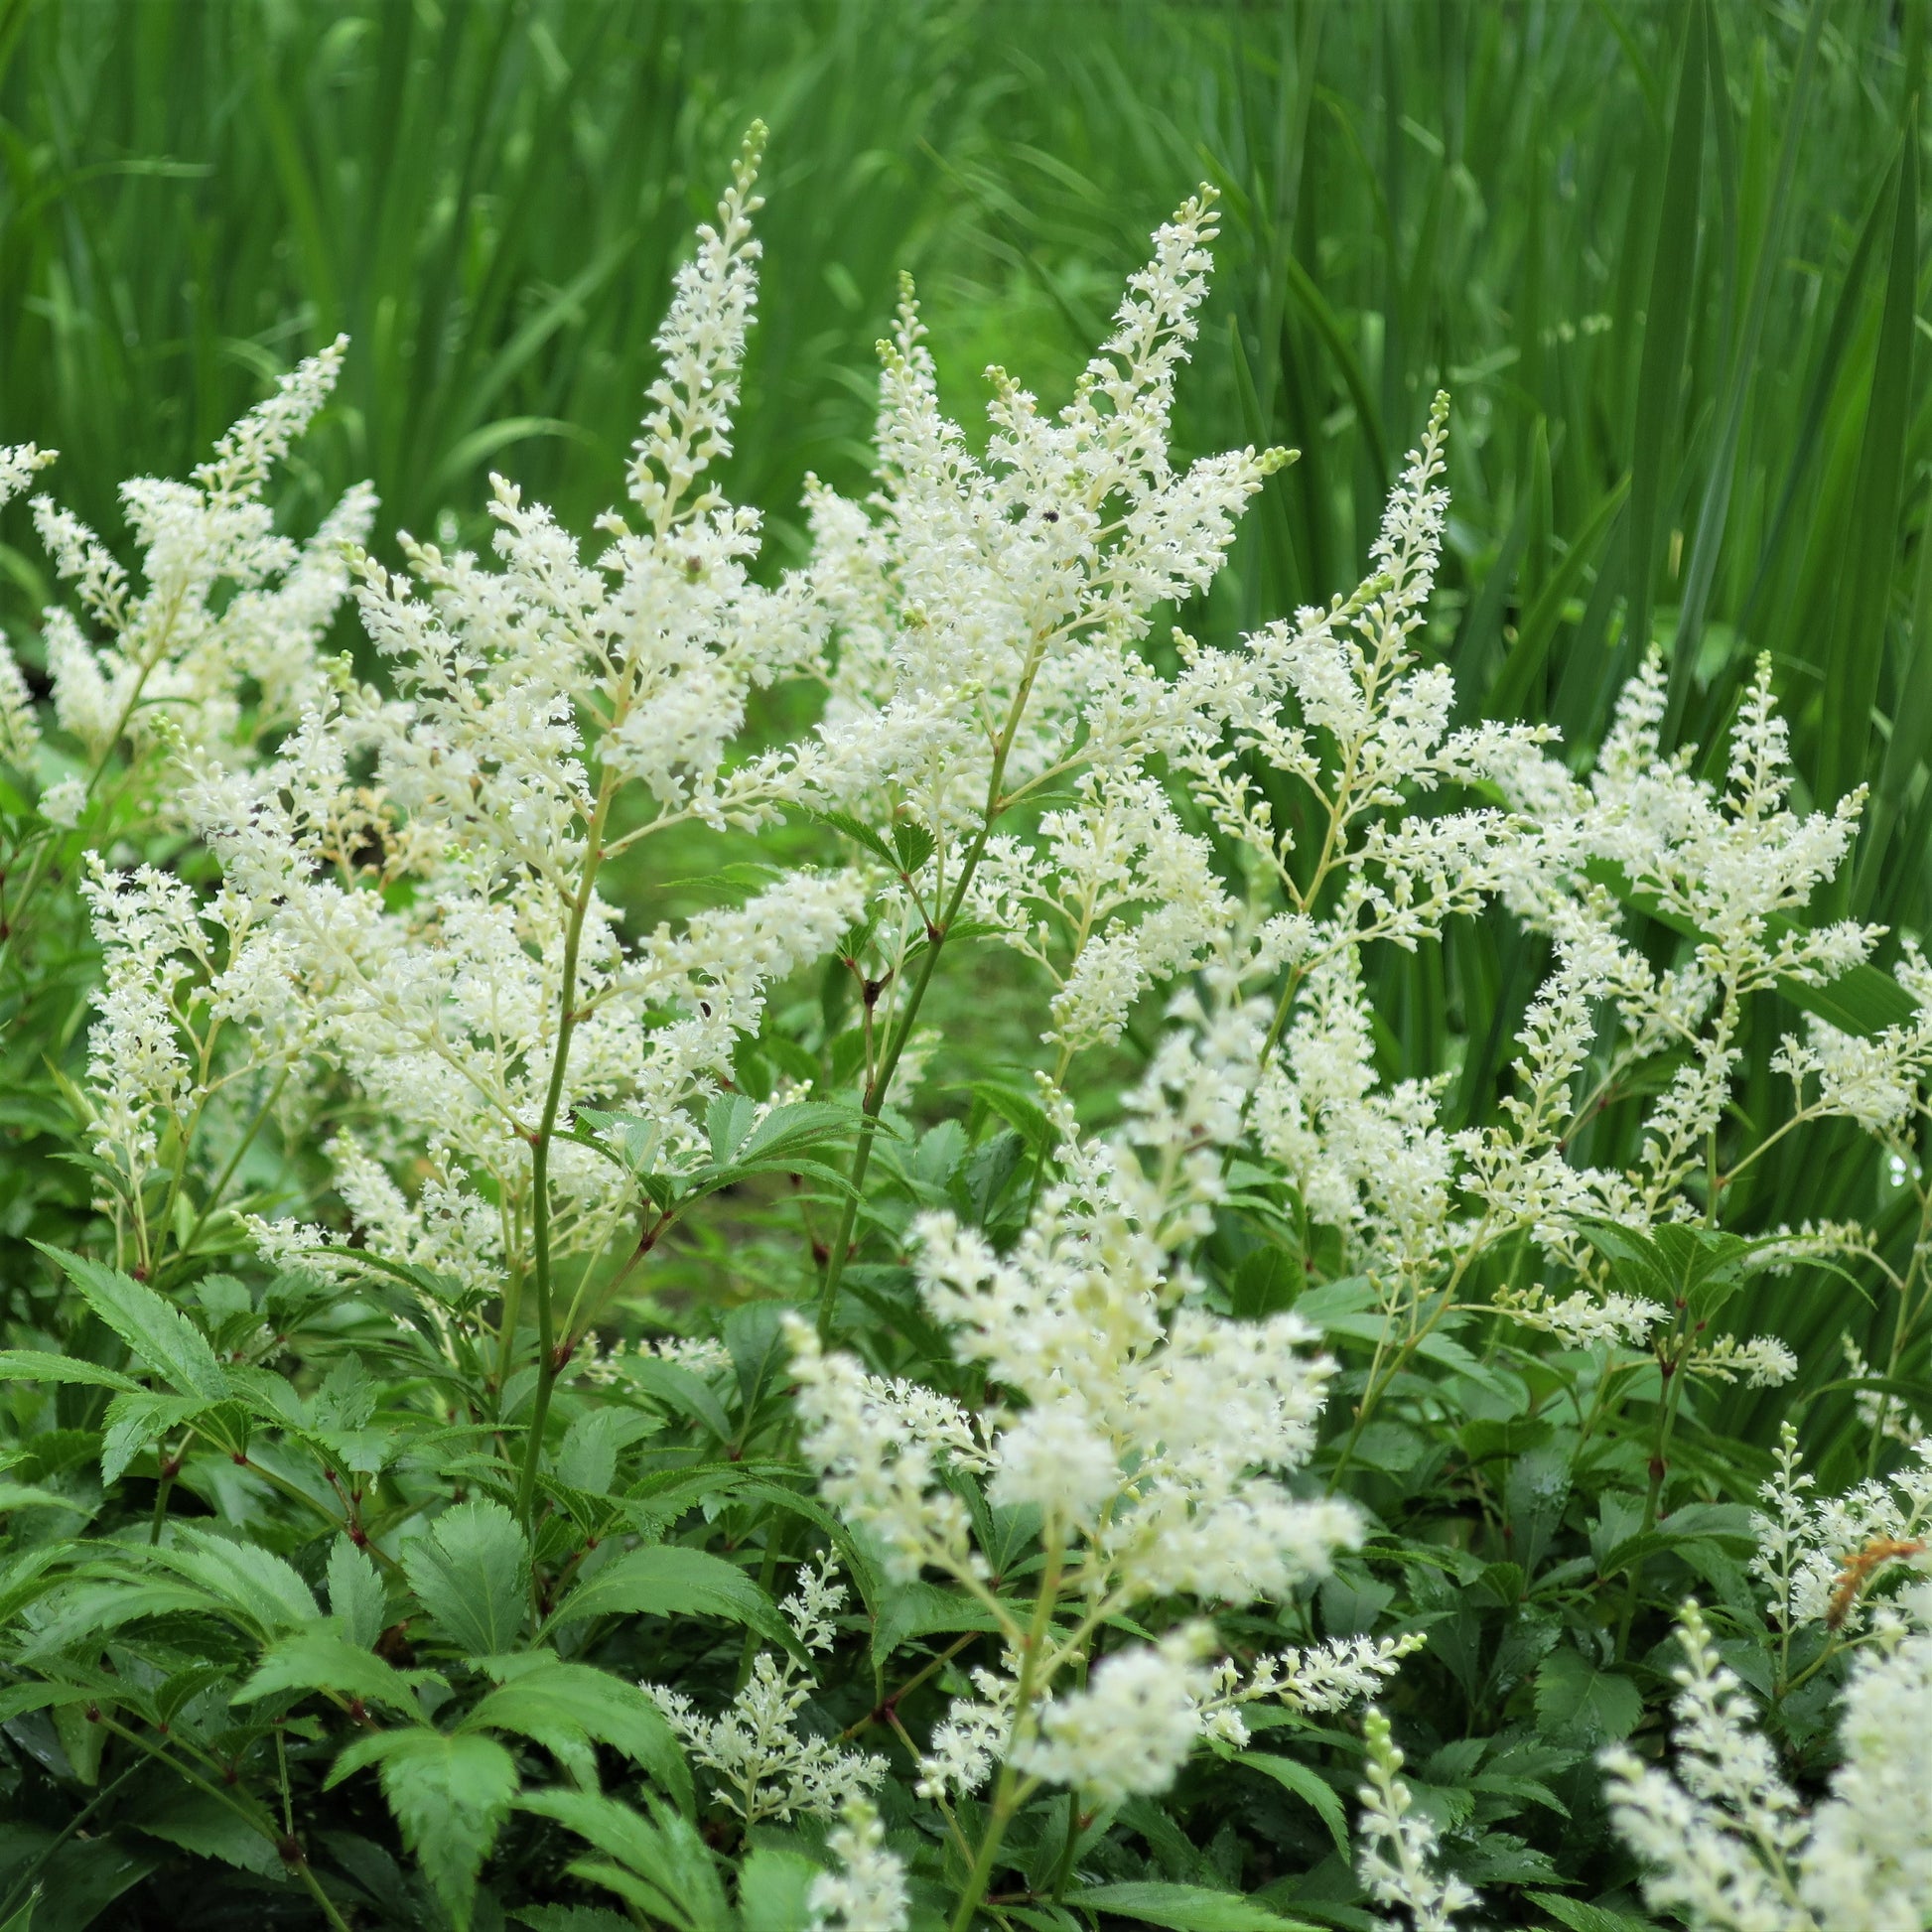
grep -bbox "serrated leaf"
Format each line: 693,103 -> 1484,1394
516,1788 -> 729,1932
0,1482 -> 88,1517
99,1391 -> 206,1485
871,1579 -> 1007,1669
1535,1648 -> 1643,1747
1063,1884 -> 1318,1932
705,1092 -> 759,1166
18,1579 -> 217,1661
154,1526 -> 321,1637
329,1728 -> 518,1932
800,806 -> 897,867
403,1500 -> 530,1658
542,1544 -> 794,1653
464,1655 -> 691,1810
1525,1894 -> 1663,1932
0,1351 -> 140,1393
32,1246 -> 228,1401
889,820 -> 935,875
125,1782 -> 285,1878
311,1353 -> 378,1433
329,1535 -> 387,1650
237,1627 -> 435,1712
513,1909 -> 636,1932
556,1408 -> 624,1496
1234,1752 -> 1349,1858
620,1359 -> 733,1442
738,1847 -> 819,1932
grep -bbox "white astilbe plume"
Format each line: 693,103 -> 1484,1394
1752,1422 -> 1932,1636
798,189 -> 1287,1064
791,984 -> 1357,1812
796,993 -> 1352,1605
1600,1595 -> 1932,1932
643,1555 -> 885,1826
1014,1625 -> 1216,1805
79,857 -> 313,1271
807,1804 -> 909,1932
0,443 -> 58,767
31,343 -> 371,788
1355,1709 -> 1477,1932
100,130 -> 861,1301
1196,1632 -> 1428,1748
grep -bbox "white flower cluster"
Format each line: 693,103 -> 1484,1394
1355,1708 -> 1478,1932
791,994 -> 1357,1809
1753,1422 -> 1932,1636
806,1804 -> 909,1932
1197,1631 -> 1427,1748
70,132 -> 868,1312
29,342 -> 370,802
1604,1595 -> 1932,1932
644,1556 -> 885,1826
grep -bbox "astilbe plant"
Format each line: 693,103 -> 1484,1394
7,126 -> 1932,1932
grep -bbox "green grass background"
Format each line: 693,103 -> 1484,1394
2,0 -> 1928,1466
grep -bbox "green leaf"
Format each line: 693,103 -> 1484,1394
542,1544 -> 795,1653
152,1525 -> 322,1637
32,1246 -> 228,1401
403,1500 -> 530,1658
0,1483 -> 89,1515
798,806 -> 897,868
556,1408 -> 623,1496
705,1092 -> 759,1166
99,1391 -> 206,1485
513,1910 -> 635,1932
889,820 -> 935,876
1063,1884 -> 1318,1932
1534,1648 -> 1643,1747
1820,120 -> 1916,812
328,1535 -> 387,1650
1526,1895 -> 1664,1932
738,1847 -> 818,1932
125,1782 -> 284,1877
329,1728 -> 518,1932
0,1351 -> 140,1393
618,1359 -> 734,1442
465,1655 -> 691,1810
18,1579 -> 218,1661
518,1788 -> 730,1932
237,1628 -> 435,1713
1233,1753 -> 1349,1859
871,1579 -> 1007,1669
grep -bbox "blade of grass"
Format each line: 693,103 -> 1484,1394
1664,0 -> 1825,739
1620,0 -> 1709,724
1818,122 -> 1916,828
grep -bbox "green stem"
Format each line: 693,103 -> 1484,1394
815,656 -> 1045,1341
1047,1790 -> 1084,1905
1617,1322 -> 1692,1656
947,1523 -> 1063,1932
165,1064 -> 292,1278
97,1718 -> 352,1932
0,1758 -> 144,1922
514,773 -> 618,1529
